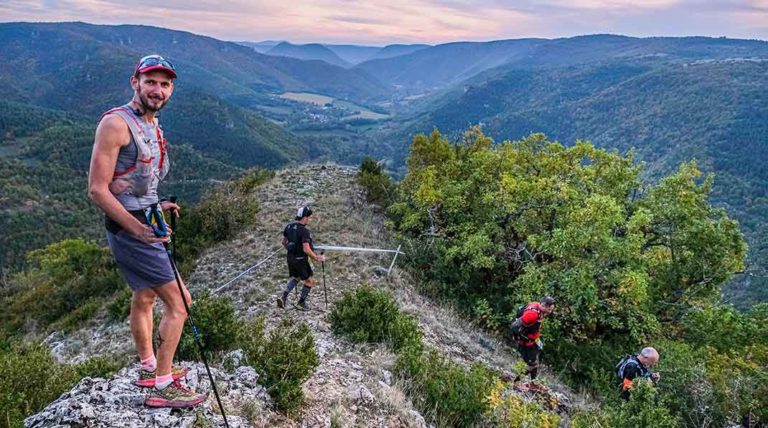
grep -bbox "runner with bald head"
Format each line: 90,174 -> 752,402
616,347 -> 661,399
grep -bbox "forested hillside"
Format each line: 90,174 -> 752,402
0,22 -> 334,269
0,22 -> 388,105
387,57 -> 768,305
0,101 -> 243,268
357,34 -> 768,91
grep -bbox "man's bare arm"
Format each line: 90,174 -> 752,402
88,115 -> 155,240
303,243 -> 325,261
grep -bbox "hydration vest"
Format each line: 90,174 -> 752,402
616,355 -> 650,381
101,105 -> 169,198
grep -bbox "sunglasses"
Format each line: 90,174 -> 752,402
135,55 -> 176,74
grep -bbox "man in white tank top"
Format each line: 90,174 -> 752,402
88,55 -> 205,408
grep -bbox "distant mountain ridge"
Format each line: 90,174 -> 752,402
238,40 -> 283,53
266,41 -> 351,67
0,22 -> 388,104
242,40 -> 431,66
355,39 -> 542,90
355,34 -> 768,91
323,44 -> 382,64
364,43 -> 431,61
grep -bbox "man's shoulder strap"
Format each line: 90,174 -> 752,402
617,355 -> 640,377
100,106 -> 147,146
526,303 -> 541,314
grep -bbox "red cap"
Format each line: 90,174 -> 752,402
134,54 -> 177,79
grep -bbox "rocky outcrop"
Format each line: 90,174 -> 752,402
24,361 -> 271,428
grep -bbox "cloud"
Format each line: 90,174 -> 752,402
540,0 -> 683,9
327,15 -> 389,25
0,0 -> 766,43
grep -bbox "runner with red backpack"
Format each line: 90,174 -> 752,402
507,296 -> 556,383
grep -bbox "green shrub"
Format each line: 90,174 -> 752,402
0,342 -> 124,428
389,312 -> 423,353
238,317 -> 319,415
472,298 -> 502,331
608,381 -> 681,428
570,409 -> 613,428
654,339 -> 768,427
570,382 -> 682,428
75,355 -> 126,379
174,170 -> 265,275
330,285 -> 398,342
235,168 -> 274,194
107,288 -> 132,321
0,343 -> 77,428
681,304 -> 768,353
0,239 -> 123,336
330,285 -> 422,352
396,349 -> 496,428
53,298 -> 102,332
176,293 -> 240,361
486,379 -> 561,427
358,157 -> 396,208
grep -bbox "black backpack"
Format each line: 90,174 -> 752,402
616,355 -> 640,380
515,303 -> 531,320
509,303 -> 540,340
284,223 -> 303,257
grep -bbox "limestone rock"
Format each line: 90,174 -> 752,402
25,363 -> 272,428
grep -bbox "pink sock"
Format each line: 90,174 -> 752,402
155,373 -> 173,390
140,355 -> 157,372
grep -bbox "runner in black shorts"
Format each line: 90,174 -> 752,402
277,206 -> 325,311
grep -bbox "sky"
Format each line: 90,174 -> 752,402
1,0 -> 766,45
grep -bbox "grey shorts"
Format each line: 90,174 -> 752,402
106,230 -> 176,291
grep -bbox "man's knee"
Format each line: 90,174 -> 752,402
156,280 -> 191,320
165,302 -> 188,321
132,290 -> 156,308
170,290 -> 190,319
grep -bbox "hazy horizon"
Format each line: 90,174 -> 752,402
3,20 -> 767,48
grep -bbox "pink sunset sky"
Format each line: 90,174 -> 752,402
1,0 -> 767,44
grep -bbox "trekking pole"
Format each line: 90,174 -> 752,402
321,251 -> 328,310
169,196 -> 177,261
165,202 -> 230,428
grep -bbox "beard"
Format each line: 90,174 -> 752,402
138,93 -> 167,112
136,86 -> 168,112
